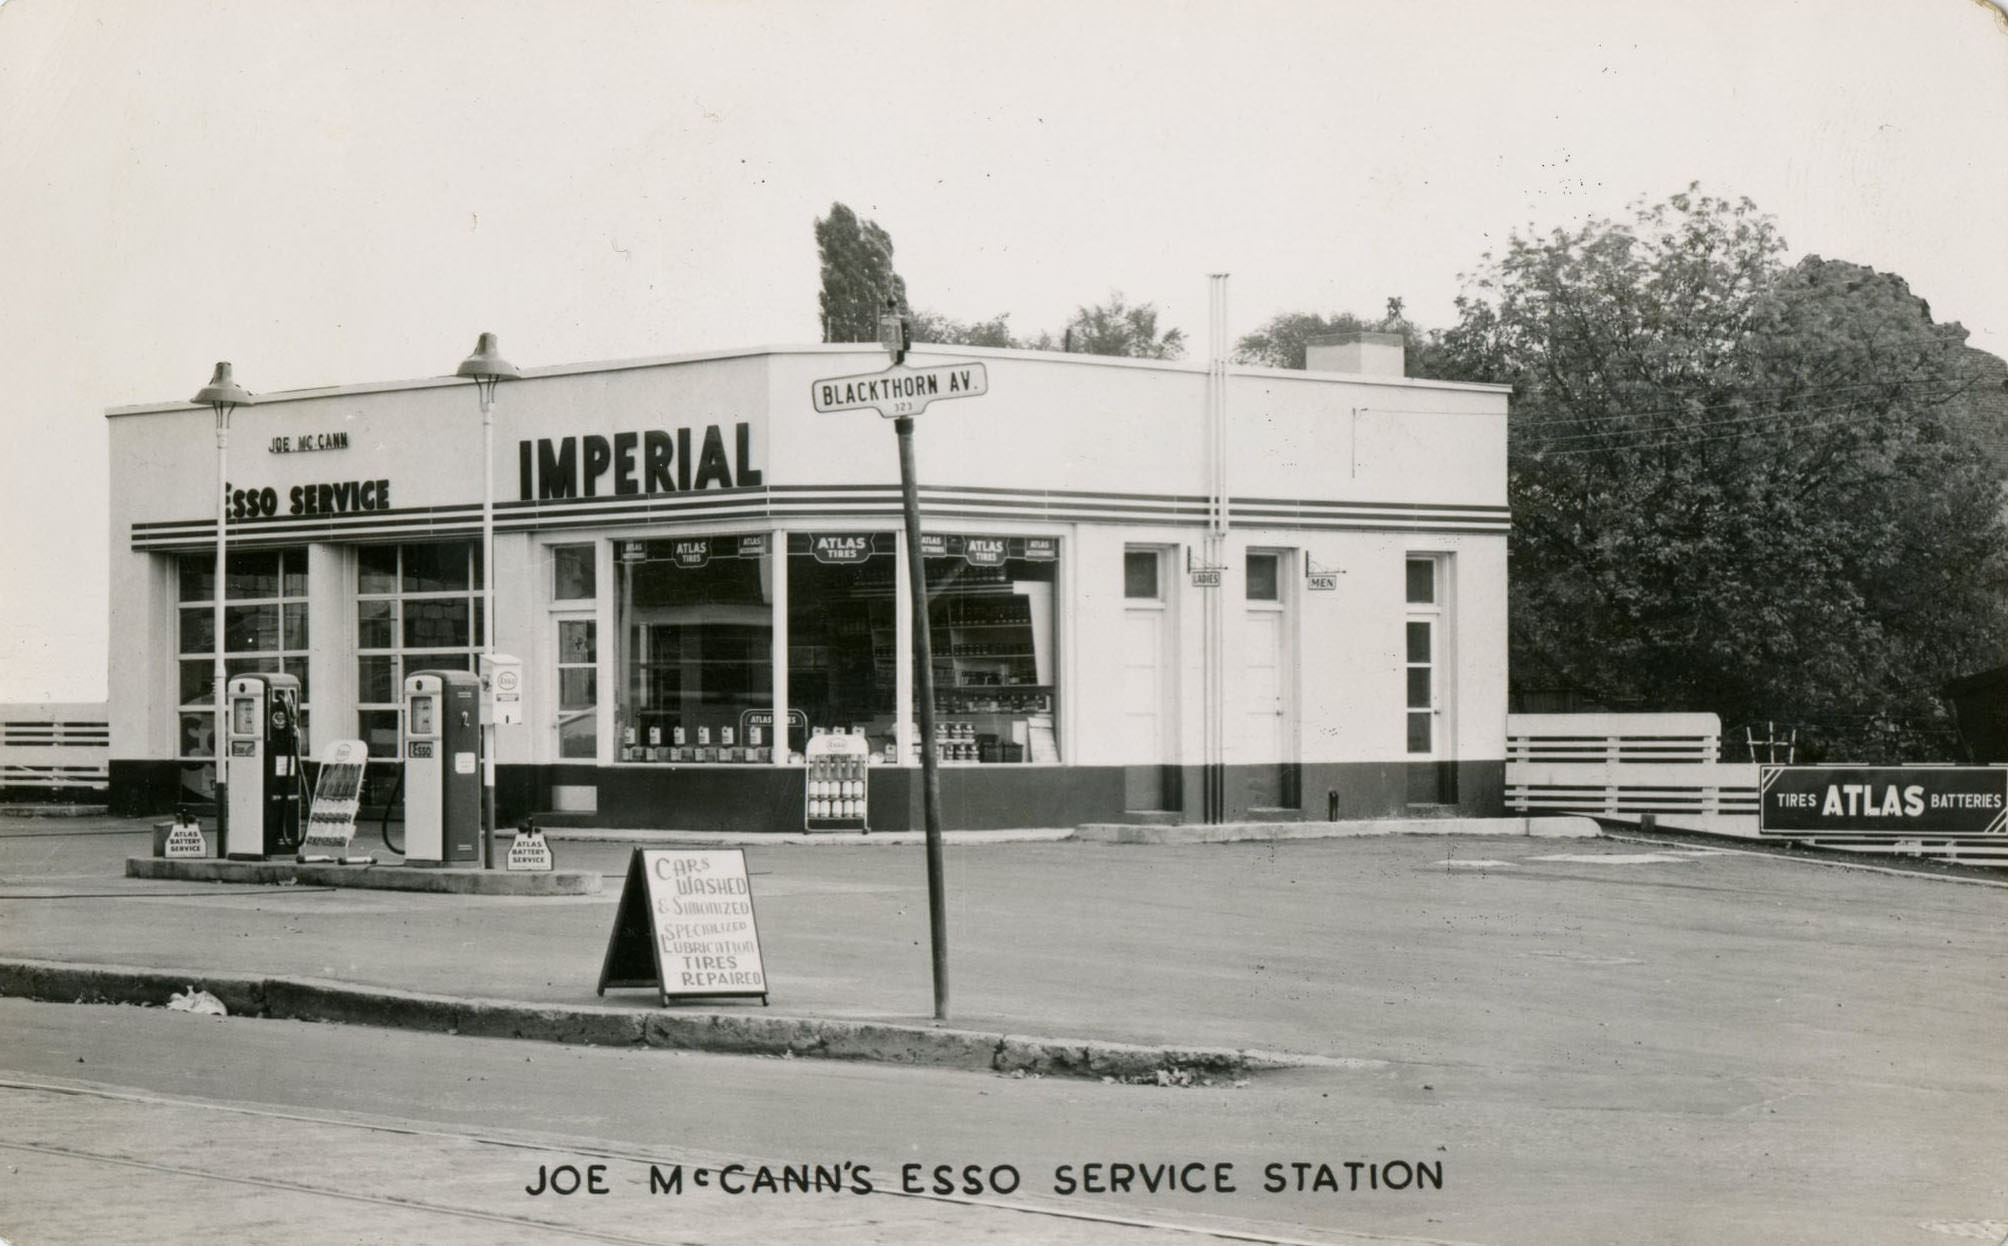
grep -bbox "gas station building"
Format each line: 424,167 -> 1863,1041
104,336 -> 1511,832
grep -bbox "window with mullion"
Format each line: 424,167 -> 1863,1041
354,542 -> 483,758
1404,556 -> 1442,756
174,549 -> 312,801
1404,554 -> 1454,805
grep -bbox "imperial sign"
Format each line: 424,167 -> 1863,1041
812,362 -> 988,418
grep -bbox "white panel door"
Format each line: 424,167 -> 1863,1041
1240,607 -> 1293,809
1120,607 -> 1170,809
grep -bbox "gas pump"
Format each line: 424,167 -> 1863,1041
223,673 -> 303,860
400,669 -> 482,865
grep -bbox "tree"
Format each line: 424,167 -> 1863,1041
1234,311 -> 1374,369
1437,186 -> 2007,761
1059,291 -> 1186,359
815,203 -> 906,343
908,309 -> 1017,349
1235,303 -> 1459,373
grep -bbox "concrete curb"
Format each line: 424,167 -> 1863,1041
1072,815 -> 1601,844
0,958 -> 1305,1082
542,828 -> 1077,847
541,820 -> 1601,847
124,857 -> 604,895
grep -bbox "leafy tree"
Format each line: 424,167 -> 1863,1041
903,292 -> 1191,358
1235,300 -> 1468,377
1059,291 -> 1186,359
1438,186 -> 2006,761
908,309 -> 1017,349
815,203 -> 907,342
1235,311 -> 1375,369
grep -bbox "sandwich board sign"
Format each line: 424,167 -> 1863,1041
598,848 -> 768,1005
297,739 -> 373,864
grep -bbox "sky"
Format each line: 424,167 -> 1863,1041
1,0 -> 2004,702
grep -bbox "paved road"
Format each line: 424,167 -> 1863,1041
2,817 -> 2006,1243
0,999 -> 1479,1246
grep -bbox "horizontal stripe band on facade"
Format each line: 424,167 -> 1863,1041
130,486 -> 1509,550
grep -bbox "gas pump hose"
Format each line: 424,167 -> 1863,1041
377,763 -> 406,857
291,729 -> 308,852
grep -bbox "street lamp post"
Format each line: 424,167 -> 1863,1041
192,363 -> 252,848
456,333 -> 520,869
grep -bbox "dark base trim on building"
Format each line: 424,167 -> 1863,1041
109,760 -> 194,817
111,758 -> 1504,831
516,758 -> 1503,831
1139,760 -> 1503,827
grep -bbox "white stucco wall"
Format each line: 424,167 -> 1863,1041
105,344 -> 1509,776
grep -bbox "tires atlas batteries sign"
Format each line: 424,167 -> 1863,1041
1758,766 -> 2008,837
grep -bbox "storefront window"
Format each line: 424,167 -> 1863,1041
923,534 -> 1060,764
175,549 -> 311,802
786,533 -> 898,760
617,535 -> 773,762
355,542 -> 483,759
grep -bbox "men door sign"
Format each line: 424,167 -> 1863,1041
598,848 -> 769,1005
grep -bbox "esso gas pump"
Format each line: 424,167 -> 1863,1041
400,669 -> 482,865
224,672 -> 303,860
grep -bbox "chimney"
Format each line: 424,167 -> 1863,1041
1304,330 -> 1405,377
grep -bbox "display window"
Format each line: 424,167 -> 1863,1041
354,541 -> 483,760
174,549 -> 311,802
785,532 -> 898,760
617,534 -> 774,763
922,534 -> 1059,764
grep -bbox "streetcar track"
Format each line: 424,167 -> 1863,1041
0,1136 -> 679,1246
0,1076 -> 1473,1246
0,888 -> 342,900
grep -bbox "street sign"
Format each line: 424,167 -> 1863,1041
812,362 -> 989,418
1758,765 -> 2008,837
